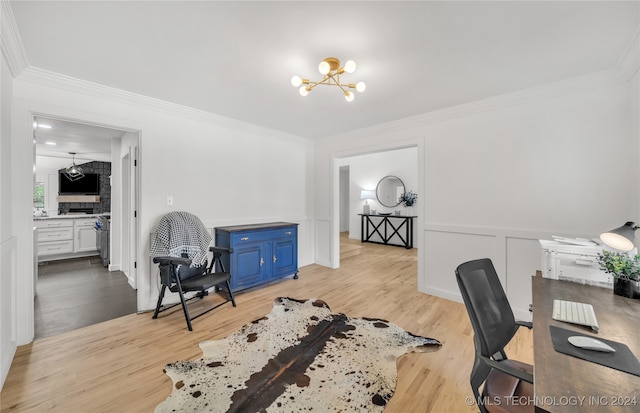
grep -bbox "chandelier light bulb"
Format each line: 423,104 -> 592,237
318,61 -> 331,75
291,75 -> 302,87
345,91 -> 354,102
344,60 -> 357,74
293,57 -> 365,100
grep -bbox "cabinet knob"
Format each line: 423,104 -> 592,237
273,255 -> 277,263
285,231 -> 292,235
241,237 -> 249,241
260,257 -> 264,266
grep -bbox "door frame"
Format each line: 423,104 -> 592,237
17,107 -> 141,344
329,140 -> 424,281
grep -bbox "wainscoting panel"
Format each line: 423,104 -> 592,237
423,229 -> 498,302
423,225 -> 548,322
314,219 -> 332,268
1,236 -> 18,389
291,218 -> 313,267
505,237 -> 542,321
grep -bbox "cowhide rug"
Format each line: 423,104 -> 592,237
155,297 -> 441,412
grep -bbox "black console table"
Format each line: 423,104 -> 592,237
358,214 -> 415,249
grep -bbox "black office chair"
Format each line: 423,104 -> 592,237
150,211 -> 236,331
455,258 -> 533,413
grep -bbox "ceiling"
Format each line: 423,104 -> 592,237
33,116 -> 125,170
10,1 -> 640,159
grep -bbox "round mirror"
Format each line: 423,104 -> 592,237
376,176 -> 405,208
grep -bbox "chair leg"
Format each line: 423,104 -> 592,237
226,280 -> 236,307
170,275 -> 192,331
177,289 -> 193,331
152,285 -> 167,319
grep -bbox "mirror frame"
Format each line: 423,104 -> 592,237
375,175 -> 405,208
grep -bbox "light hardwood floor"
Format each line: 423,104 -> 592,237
1,234 -> 533,412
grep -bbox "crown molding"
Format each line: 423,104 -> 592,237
0,1 -> 28,76
321,67 -> 637,143
320,29 -> 640,144
15,66 -> 310,145
6,0 -> 638,146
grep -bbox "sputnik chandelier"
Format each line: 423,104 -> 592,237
291,57 -> 366,102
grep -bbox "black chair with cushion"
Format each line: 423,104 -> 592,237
150,211 -> 236,331
455,258 -> 534,413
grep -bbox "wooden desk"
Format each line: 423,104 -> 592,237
532,276 -> 640,412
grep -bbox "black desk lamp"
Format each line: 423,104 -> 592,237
599,221 -> 639,252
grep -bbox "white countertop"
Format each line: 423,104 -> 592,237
33,213 -> 110,220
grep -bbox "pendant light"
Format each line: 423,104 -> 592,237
63,152 -> 85,181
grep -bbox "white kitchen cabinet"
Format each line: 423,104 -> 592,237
36,219 -> 74,258
36,217 -> 99,261
74,218 -> 98,253
35,218 -> 73,230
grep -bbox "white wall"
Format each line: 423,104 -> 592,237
0,29 -> 18,390
9,69 -> 315,348
315,74 -> 639,321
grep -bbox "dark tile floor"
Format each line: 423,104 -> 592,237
35,256 -> 138,339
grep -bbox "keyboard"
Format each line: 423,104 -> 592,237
552,299 -> 599,332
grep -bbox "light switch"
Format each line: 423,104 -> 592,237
167,196 -> 173,206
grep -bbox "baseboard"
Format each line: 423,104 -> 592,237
314,259 -> 334,268
423,286 -> 463,304
1,340 -> 17,391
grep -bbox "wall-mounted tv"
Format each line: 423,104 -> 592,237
59,173 -> 100,195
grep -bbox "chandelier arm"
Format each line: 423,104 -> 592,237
305,80 -> 324,92
306,74 -> 339,92
331,75 -> 349,94
308,81 -> 353,89
325,74 -> 343,90
333,73 -> 352,94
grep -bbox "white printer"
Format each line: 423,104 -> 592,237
539,236 -> 617,289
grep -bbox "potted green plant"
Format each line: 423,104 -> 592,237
596,250 -> 640,298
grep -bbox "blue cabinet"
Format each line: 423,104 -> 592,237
214,222 -> 299,292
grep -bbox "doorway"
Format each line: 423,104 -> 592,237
339,165 -> 350,233
32,114 -> 140,337
338,165 -> 361,263
332,145 -> 421,267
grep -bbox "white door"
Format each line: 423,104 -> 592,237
121,144 -> 138,289
122,152 -> 130,277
